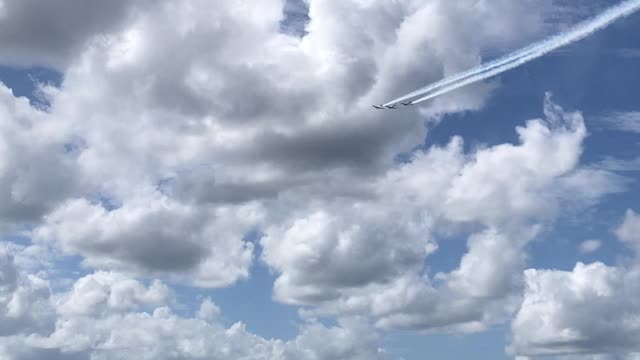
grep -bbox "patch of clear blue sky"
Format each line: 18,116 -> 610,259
173,261 -> 302,340
385,325 -> 512,360
0,2 -> 639,359
280,0 -> 309,37
0,65 -> 62,107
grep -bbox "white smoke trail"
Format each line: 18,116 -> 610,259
385,0 -> 640,106
382,41 -> 543,106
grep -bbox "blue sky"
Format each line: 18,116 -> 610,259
1,1 -> 640,359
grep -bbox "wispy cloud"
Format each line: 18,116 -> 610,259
616,47 -> 640,57
596,156 -> 640,172
597,111 -> 640,133
578,239 -> 602,254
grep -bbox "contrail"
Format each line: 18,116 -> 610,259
382,41 -> 543,107
384,0 -> 640,107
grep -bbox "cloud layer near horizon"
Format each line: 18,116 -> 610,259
1,0 -> 639,359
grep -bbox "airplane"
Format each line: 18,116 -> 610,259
373,104 -> 400,110
401,102 -> 414,106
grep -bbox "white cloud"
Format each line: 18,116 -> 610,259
263,96 -> 623,332
0,246 -> 386,360
196,297 -> 220,322
0,85 -> 84,229
511,262 -> 640,358
578,239 -> 602,254
56,271 -> 172,317
596,156 -> 640,172
0,0 -> 556,289
616,209 -> 640,252
597,111 -> 640,133
0,244 -> 54,337
511,210 -> 640,358
0,0 -> 630,357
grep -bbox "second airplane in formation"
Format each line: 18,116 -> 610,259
372,103 -> 412,110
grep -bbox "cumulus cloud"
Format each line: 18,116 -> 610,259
55,271 -> 172,317
0,248 -> 385,360
511,262 -> 640,358
511,209 -> 640,358
33,192 -> 258,287
1,311 -> 385,360
0,85 -> 84,228
0,0 -> 560,288
263,96 -> 623,332
0,0 -> 629,358
0,244 -> 54,337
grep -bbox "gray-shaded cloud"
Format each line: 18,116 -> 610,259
0,0 -> 138,68
0,86 -> 84,229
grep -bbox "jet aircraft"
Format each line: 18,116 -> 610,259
372,104 -> 398,110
